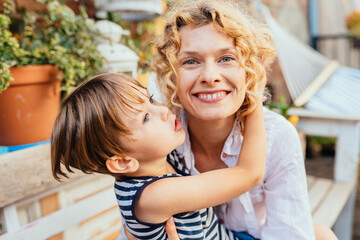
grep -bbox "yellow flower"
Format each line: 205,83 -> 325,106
346,10 -> 360,37
288,115 -> 299,126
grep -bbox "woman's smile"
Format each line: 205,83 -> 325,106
193,90 -> 229,103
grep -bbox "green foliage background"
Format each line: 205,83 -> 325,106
0,0 -> 105,93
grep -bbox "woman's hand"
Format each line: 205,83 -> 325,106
124,217 -> 180,240
165,217 -> 180,239
124,226 -> 137,240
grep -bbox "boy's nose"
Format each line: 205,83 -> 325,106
159,105 -> 170,121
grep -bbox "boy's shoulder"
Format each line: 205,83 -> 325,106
114,177 -> 147,194
167,150 -> 191,175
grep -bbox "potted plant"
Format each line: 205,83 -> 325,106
345,10 -> 360,48
0,0 -> 105,146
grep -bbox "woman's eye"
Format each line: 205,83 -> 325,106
183,59 -> 197,65
220,56 -> 234,62
144,113 -> 150,123
149,94 -> 154,104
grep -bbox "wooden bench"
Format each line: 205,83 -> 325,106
0,142 -> 356,239
307,175 -> 354,228
0,143 -> 122,240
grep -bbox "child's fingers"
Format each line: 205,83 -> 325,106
258,74 -> 267,95
165,217 -> 180,240
124,224 -> 138,240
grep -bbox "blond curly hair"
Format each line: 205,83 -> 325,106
153,0 -> 276,119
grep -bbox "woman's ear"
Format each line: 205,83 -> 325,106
106,155 -> 139,174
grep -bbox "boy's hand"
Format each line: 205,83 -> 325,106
124,217 -> 180,240
252,74 -> 267,104
258,74 -> 267,95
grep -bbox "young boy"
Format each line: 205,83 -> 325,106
51,73 -> 266,240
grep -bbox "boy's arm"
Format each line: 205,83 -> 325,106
135,96 -> 266,224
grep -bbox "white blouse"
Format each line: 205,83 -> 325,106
176,107 -> 315,240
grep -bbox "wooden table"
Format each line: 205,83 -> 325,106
288,108 -> 360,240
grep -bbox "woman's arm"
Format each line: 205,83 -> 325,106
135,97 -> 266,224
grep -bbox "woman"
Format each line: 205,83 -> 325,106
122,0 -> 337,239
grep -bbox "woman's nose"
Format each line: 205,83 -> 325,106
200,61 -> 221,85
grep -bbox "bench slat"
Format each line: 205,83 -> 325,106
306,175 -> 316,189
307,175 -> 355,227
0,143 -> 83,208
307,177 -> 333,214
312,181 -> 354,227
0,188 -> 118,240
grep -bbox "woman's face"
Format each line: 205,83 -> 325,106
176,23 -> 246,122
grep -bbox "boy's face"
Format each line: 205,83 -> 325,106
120,88 -> 185,162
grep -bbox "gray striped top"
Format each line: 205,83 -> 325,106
114,151 -> 240,240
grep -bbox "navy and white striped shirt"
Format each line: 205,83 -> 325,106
114,151 -> 242,240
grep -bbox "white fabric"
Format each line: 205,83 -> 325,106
176,108 -> 315,240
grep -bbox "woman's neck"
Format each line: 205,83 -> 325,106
187,115 -> 235,158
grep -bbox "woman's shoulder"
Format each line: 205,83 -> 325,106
263,108 -> 302,161
263,107 -> 298,139
262,108 -> 306,184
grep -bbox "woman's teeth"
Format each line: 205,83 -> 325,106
197,91 -> 226,100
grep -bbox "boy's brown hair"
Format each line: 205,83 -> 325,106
51,73 -> 146,181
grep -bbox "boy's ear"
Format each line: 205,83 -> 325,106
106,155 -> 139,174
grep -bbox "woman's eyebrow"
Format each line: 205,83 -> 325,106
177,51 -> 199,58
178,48 -> 238,57
216,47 -> 238,54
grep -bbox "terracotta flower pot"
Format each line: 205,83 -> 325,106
0,65 -> 62,146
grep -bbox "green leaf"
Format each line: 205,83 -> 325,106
0,0 -> 106,93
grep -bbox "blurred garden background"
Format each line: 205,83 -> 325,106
0,0 -> 360,239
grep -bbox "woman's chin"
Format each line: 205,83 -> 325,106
189,109 -> 236,122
